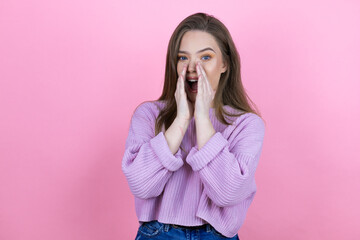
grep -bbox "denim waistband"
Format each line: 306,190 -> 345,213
140,220 -> 214,234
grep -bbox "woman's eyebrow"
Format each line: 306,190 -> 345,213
178,47 -> 215,54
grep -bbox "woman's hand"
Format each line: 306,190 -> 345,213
164,64 -> 193,155
175,64 -> 194,122
194,62 -> 215,120
194,62 -> 216,149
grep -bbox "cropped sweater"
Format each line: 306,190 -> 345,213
122,100 -> 265,238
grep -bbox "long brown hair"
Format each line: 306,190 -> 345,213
155,12 -> 262,135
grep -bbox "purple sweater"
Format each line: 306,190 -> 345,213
122,100 -> 265,238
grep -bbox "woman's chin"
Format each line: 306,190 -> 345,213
186,91 -> 197,103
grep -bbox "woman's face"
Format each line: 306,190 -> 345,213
177,30 -> 227,103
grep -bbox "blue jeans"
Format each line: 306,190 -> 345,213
135,220 -> 240,240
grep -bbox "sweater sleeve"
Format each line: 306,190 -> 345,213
122,102 -> 184,199
185,114 -> 265,207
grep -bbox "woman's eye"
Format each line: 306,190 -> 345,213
201,55 -> 211,61
178,56 -> 187,61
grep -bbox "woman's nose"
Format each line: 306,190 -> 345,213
187,60 -> 196,72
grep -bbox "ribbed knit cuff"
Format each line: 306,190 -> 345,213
186,132 -> 228,171
150,132 -> 184,171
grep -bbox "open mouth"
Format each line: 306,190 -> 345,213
186,78 -> 198,92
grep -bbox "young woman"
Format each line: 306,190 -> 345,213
122,12 -> 265,240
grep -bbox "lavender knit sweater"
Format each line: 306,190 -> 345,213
122,100 -> 265,238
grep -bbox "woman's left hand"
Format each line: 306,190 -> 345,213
194,62 -> 215,120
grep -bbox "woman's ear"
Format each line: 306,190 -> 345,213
221,61 -> 228,73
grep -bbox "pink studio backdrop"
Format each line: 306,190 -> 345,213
1,0 -> 359,239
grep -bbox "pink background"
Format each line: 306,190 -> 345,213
1,0 -> 359,239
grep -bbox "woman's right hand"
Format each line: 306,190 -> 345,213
164,64 -> 193,154
175,64 -> 194,122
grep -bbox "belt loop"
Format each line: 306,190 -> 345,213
164,223 -> 169,232
206,224 -> 211,232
